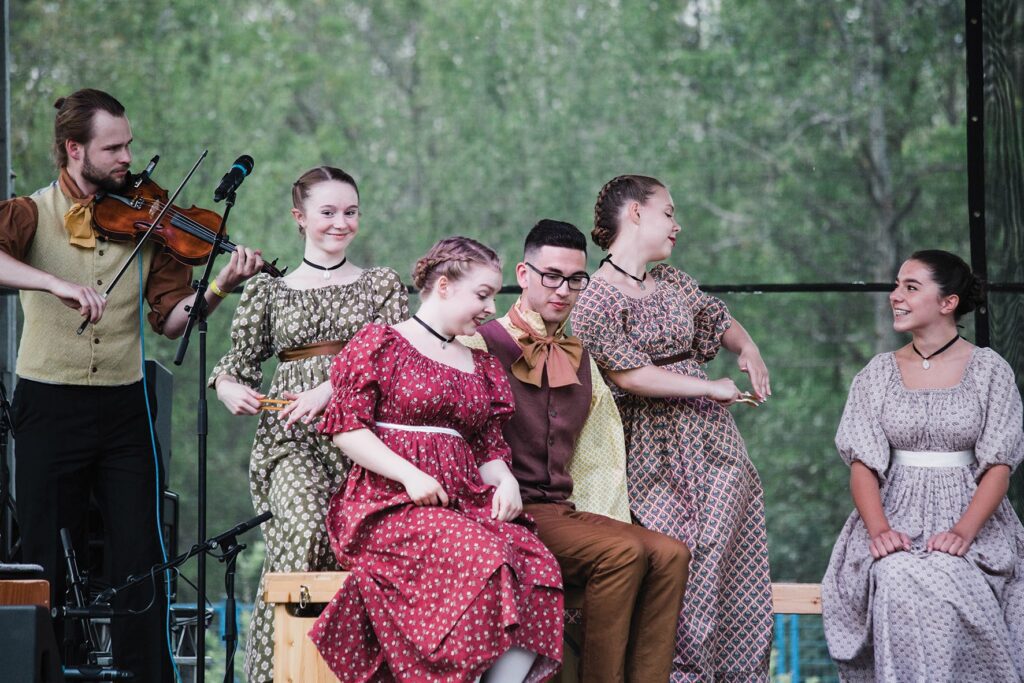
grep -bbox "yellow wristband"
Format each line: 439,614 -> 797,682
210,280 -> 229,299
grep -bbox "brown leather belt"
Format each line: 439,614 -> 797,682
277,340 -> 346,362
652,351 -> 691,367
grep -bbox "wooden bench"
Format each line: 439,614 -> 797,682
265,572 -> 822,682
564,581 -> 821,625
770,582 -> 822,614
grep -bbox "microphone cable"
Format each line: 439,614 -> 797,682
137,254 -> 185,683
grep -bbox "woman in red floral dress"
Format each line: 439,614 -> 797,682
312,237 -> 563,683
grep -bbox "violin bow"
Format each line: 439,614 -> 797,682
76,150 -> 209,335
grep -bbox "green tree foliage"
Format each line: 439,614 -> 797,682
10,0 -> 1010,663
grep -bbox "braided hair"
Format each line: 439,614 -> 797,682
592,175 -> 665,250
412,237 -> 502,294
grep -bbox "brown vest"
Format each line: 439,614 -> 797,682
478,320 -> 592,505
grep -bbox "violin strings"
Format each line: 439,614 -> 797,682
132,198 -> 237,253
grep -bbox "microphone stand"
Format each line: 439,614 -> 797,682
59,512 -> 272,680
215,524 -> 247,683
173,188 -> 236,683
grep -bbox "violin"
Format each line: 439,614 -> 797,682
91,172 -> 285,277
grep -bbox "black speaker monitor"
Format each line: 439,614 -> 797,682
0,605 -> 64,682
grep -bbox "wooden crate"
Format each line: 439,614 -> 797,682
264,572 -> 350,683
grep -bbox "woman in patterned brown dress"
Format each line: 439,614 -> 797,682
823,251 -> 1024,682
572,175 -> 773,682
210,166 -> 409,682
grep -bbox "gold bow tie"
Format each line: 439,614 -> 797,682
508,306 -> 583,388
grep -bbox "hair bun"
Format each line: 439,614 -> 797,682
964,274 -> 987,313
53,97 -> 66,110
411,256 -> 437,290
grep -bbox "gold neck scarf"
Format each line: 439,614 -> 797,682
59,170 -> 96,248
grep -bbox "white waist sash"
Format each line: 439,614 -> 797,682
891,449 -> 976,468
376,422 -> 464,439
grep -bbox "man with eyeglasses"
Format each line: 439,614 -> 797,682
462,219 -> 690,683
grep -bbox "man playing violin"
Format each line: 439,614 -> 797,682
0,88 -> 262,680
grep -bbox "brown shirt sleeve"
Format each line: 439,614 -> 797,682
145,250 -> 195,333
0,196 -> 40,261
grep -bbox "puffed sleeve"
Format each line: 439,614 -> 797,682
370,267 -> 410,325
572,285 -> 652,371
208,274 -> 274,389
663,266 -> 732,364
145,249 -> 196,333
319,323 -> 392,436
0,196 -> 39,260
835,355 -> 893,481
469,351 -> 516,467
974,349 -> 1024,477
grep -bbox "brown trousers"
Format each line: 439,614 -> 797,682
524,503 -> 690,683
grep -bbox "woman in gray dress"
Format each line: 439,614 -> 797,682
211,166 -> 409,682
822,250 -> 1024,682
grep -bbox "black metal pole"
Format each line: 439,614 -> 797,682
218,541 -> 244,683
175,191 -> 235,683
197,312 -> 208,682
0,378 -> 15,562
965,0 -> 989,347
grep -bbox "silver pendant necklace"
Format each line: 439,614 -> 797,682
303,256 -> 347,280
412,315 -> 455,349
912,334 -> 960,369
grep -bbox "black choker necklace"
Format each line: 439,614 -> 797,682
912,334 -> 960,370
601,255 -> 648,290
412,315 -> 456,349
303,256 -> 347,280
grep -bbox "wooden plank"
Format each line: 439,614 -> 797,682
272,606 -> 339,683
771,582 -> 822,614
0,579 -> 50,608
264,572 -> 350,604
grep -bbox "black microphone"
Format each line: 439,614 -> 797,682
213,154 -> 254,202
132,155 -> 159,188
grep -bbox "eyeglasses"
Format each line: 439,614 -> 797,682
525,262 -> 590,291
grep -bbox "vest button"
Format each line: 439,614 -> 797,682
548,436 -> 555,446
98,250 -> 105,256
91,366 -> 98,373
93,338 -> 100,344
96,279 -> 102,285
549,408 -> 557,418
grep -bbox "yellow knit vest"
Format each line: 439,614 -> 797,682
17,181 -> 156,385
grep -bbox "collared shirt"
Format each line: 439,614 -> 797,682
0,169 -> 195,332
462,302 -> 631,522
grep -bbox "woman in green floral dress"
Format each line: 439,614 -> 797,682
210,166 -> 409,682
